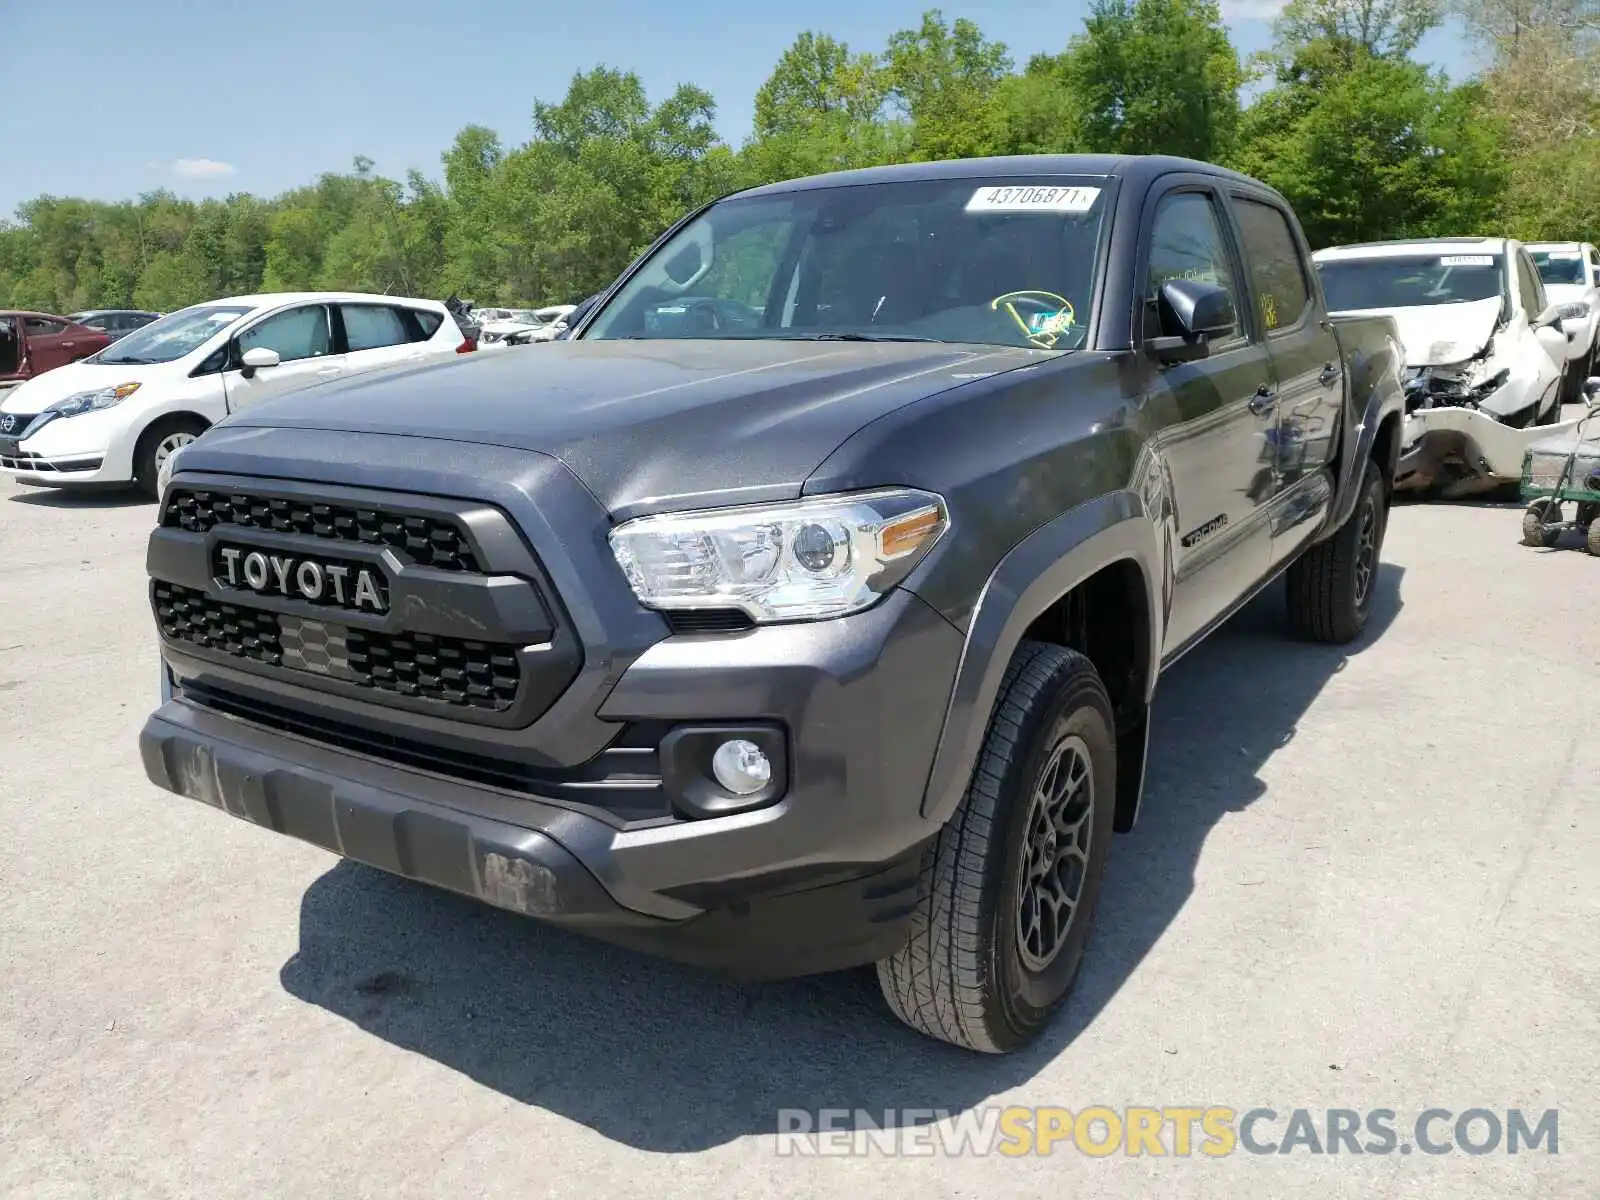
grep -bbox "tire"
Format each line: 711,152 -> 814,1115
1587,515 -> 1600,557
1285,458 -> 1388,644
1522,500 -> 1562,548
132,415 -> 207,498
876,641 -> 1117,1054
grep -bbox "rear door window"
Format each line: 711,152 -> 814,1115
340,304 -> 412,352
1232,198 -> 1311,335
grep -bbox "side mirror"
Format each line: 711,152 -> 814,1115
1148,278 -> 1237,363
238,345 -> 280,379
664,244 -> 704,286
1534,323 -> 1569,363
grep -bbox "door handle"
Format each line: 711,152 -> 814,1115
61,341 -> 75,349
1248,385 -> 1276,415
1318,363 -> 1340,387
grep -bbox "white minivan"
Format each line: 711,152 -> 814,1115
0,291 -> 472,495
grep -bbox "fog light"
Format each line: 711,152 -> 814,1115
711,738 -> 771,795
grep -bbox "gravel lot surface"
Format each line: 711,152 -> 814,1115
2,449 -> 1596,1198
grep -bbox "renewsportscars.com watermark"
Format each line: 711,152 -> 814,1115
774,1107 -> 1560,1158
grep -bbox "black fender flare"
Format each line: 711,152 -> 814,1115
918,490 -> 1166,825
1325,336 -> 1405,534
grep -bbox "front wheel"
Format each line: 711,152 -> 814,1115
1285,459 -> 1388,644
876,642 -> 1117,1053
133,415 -> 207,498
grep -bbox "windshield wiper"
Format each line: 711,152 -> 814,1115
796,332 -> 945,343
101,355 -> 157,365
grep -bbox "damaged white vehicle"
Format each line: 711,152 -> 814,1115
1315,238 -> 1578,496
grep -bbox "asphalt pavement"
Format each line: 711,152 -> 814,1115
1,457 -> 1596,1198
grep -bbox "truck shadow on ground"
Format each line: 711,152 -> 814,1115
280,564 -> 1405,1153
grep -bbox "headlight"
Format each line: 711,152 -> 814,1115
46,381 -> 140,418
1558,301 -> 1590,321
608,488 -> 948,623
1470,368 -> 1511,399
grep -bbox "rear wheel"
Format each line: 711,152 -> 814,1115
876,642 -> 1117,1053
133,415 -> 206,498
1285,459 -> 1387,644
1587,514 -> 1600,557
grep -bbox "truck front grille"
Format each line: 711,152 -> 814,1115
154,582 -> 522,711
164,488 -> 480,573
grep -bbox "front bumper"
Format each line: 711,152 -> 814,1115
0,408 -> 129,485
1396,406 -> 1583,491
142,585 -> 964,979
141,700 -> 933,979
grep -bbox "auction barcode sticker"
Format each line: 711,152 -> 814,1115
966,185 -> 1101,215
1440,255 -> 1494,266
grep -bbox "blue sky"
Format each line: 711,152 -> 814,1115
3,0 -> 1481,220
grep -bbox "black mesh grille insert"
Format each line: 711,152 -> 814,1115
154,580 -> 282,663
163,489 -> 480,573
345,627 -> 520,709
154,582 -> 522,711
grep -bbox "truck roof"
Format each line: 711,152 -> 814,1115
732,153 -> 1274,201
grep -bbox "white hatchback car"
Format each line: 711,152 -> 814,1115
0,291 -> 471,495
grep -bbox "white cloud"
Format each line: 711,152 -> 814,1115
1218,0 -> 1286,20
170,157 -> 237,180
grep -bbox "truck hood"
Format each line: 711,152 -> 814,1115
0,358 -> 173,413
1334,297 -> 1503,368
216,338 -> 1046,513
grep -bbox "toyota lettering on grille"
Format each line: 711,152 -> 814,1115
216,546 -> 389,614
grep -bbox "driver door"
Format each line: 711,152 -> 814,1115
222,304 -> 346,412
1140,186 -> 1278,657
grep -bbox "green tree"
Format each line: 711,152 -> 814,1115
1235,43 -> 1506,246
883,10 -> 1014,160
1274,0 -> 1443,63
1058,0 -> 1243,160
743,32 -> 902,181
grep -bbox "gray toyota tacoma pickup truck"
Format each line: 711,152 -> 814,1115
140,154 -> 1404,1053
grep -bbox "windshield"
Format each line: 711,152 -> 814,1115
96,303 -> 254,364
1316,253 -> 1505,312
583,176 -> 1113,350
1530,249 -> 1586,286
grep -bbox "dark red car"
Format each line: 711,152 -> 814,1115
0,311 -> 113,385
